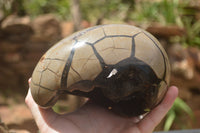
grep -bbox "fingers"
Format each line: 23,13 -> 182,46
137,86 -> 178,133
25,88 -> 59,132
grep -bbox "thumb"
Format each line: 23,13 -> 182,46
25,88 -> 59,131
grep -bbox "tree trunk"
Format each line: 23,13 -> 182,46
71,0 -> 82,31
11,0 -> 26,16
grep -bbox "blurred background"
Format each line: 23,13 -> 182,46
0,0 -> 200,132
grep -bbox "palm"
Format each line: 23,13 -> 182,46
25,86 -> 178,133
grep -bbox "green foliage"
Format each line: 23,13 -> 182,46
80,0 -> 129,23
22,0 -> 135,23
22,0 -> 131,22
164,109 -> 176,131
182,19 -> 200,47
23,0 -> 70,19
164,97 -> 194,131
130,1 -> 160,22
161,0 -> 180,24
130,0 -> 182,25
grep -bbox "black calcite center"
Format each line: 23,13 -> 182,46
71,58 -> 161,117
92,58 -> 161,116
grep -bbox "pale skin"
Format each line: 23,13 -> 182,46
25,79 -> 178,133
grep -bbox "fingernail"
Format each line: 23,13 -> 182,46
28,78 -> 31,84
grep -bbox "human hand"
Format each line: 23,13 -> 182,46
25,85 -> 178,133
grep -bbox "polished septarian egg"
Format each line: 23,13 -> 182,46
30,24 -> 170,117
